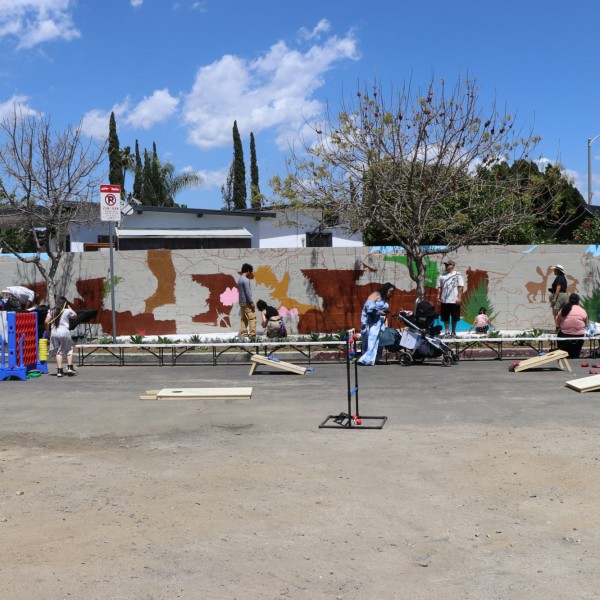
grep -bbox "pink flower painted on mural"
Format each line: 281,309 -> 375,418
279,306 -> 299,318
220,286 -> 239,306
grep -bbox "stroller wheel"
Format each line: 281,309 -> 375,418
413,355 -> 425,364
442,354 -> 453,367
398,352 -> 413,366
451,353 -> 460,365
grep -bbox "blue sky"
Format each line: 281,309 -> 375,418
1,0 -> 600,210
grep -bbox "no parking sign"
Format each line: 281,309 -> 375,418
100,184 -> 122,222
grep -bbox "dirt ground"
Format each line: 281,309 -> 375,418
1,360 -> 599,599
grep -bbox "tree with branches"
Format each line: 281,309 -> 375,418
271,76 -> 560,298
0,108 -> 105,301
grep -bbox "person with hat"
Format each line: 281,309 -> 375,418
436,260 -> 464,337
549,265 -> 568,327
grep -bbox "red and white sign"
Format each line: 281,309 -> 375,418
100,184 -> 122,222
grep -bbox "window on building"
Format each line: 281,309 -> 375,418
306,232 -> 332,247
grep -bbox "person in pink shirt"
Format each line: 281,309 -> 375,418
469,307 -> 494,334
556,293 -> 588,358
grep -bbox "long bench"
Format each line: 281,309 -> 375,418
446,335 -> 600,360
76,335 -> 600,367
76,340 -> 349,367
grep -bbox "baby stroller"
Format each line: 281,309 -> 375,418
391,300 -> 459,367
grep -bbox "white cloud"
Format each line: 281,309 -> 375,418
0,94 -> 39,119
82,90 -> 179,138
124,89 -> 179,130
182,25 -> 359,150
131,0 -> 143,6
0,0 -> 80,49
196,167 -> 229,189
298,19 -> 330,41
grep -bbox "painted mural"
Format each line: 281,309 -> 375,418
2,245 -> 600,336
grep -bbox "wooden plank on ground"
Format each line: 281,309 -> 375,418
140,387 -> 252,401
566,374 -> 600,393
249,353 -> 307,375
514,350 -> 572,373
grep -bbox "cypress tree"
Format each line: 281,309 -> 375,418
108,112 -> 124,191
232,120 -> 247,210
249,132 -> 261,208
141,149 -> 154,205
132,140 -> 143,201
221,162 -> 234,210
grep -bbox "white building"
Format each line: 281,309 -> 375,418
68,205 -> 363,251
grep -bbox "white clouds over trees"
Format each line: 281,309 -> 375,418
182,26 -> 359,150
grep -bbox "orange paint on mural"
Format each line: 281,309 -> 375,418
145,249 -> 176,313
253,265 -> 317,314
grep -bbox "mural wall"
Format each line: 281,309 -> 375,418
2,244 -> 600,336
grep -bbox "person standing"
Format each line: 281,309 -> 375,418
44,296 -> 77,377
549,264 -> 568,328
436,260 -> 464,337
357,282 -> 395,366
237,263 -> 256,339
556,293 -> 588,358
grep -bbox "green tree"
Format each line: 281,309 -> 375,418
139,143 -> 201,207
132,140 -> 143,200
108,112 -> 124,192
232,120 -> 247,210
221,162 -> 234,210
271,76 -> 551,299
249,131 -> 261,208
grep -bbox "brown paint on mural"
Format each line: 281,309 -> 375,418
145,250 -> 176,313
70,276 -> 176,336
525,266 -> 554,303
191,273 -> 237,327
253,265 -> 317,314
297,268 -> 431,333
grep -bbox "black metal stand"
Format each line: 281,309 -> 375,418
319,335 -> 387,430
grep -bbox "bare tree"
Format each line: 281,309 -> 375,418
0,108 -> 106,302
271,76 -> 548,298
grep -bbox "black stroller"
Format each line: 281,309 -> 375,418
389,300 -> 459,367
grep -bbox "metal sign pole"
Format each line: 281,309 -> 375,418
100,184 -> 121,344
109,220 -> 117,343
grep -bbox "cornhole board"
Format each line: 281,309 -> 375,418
565,374 -> 600,393
140,387 -> 252,400
513,350 -> 572,373
249,353 -> 307,375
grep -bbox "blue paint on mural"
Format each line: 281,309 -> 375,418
521,245 -> 538,254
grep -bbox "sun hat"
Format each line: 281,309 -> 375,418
553,264 -> 565,273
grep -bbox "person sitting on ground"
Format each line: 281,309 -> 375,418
469,307 -> 494,335
256,299 -> 287,338
556,293 -> 588,358
45,296 -> 77,377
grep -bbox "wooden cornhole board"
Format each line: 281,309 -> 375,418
513,350 -> 572,373
140,387 -> 252,400
249,353 -> 307,375
565,374 -> 600,393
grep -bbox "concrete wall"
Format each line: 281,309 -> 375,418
1,244 -> 599,336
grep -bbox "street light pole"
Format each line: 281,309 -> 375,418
588,134 -> 600,204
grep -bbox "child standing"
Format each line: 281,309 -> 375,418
469,307 -> 494,334
45,296 -> 77,377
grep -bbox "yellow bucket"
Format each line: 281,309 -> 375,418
39,338 -> 48,361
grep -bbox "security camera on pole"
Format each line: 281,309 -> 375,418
100,184 -> 121,342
